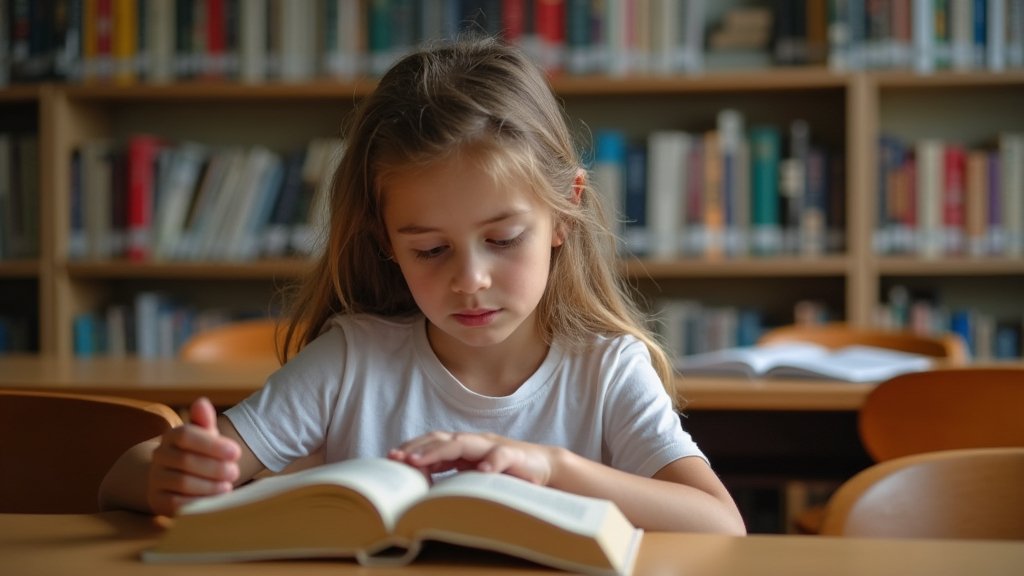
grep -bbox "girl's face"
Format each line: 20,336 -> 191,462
382,153 -> 563,357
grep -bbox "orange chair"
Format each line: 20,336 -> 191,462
0,390 -> 182,513
820,447 -> 1024,540
794,366 -> 1024,534
859,367 -> 1024,462
179,318 -> 291,362
757,323 -> 969,365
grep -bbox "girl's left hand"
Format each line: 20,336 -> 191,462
388,432 -> 554,486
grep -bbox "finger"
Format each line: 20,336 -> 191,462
190,397 -> 219,434
152,467 -> 234,498
165,425 -> 240,461
154,443 -> 240,483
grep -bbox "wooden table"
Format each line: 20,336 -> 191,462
0,355 -> 875,411
2,512 -> 1022,576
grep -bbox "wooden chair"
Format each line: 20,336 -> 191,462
757,323 -> 969,365
795,366 -> 1024,534
860,367 -> 1024,462
179,318 -> 289,362
820,447 -> 1024,540
0,390 -> 182,513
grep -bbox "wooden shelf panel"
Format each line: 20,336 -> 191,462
0,85 -> 42,102
622,256 -> 850,278
876,258 -> 1024,276
64,259 -> 312,279
0,260 -> 42,277
872,70 -> 1024,88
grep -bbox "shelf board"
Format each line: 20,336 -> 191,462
622,256 -> 850,278
63,79 -> 380,101
871,69 -> 1024,88
0,85 -> 41,102
65,259 -> 312,279
552,66 -> 847,94
876,257 -> 1024,276
0,260 -> 41,277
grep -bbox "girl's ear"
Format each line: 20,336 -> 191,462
570,168 -> 585,205
553,169 -> 586,247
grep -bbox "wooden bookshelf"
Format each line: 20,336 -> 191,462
2,66 -> 1023,358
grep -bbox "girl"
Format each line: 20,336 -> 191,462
100,37 -> 745,535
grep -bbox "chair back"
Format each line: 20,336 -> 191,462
820,447 -> 1024,540
179,318 -> 289,362
757,323 -> 969,364
859,367 -> 1024,462
0,390 -> 182,513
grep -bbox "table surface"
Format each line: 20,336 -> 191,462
0,355 -> 877,411
2,512 -> 1022,576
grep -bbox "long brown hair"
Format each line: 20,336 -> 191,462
281,37 -> 678,406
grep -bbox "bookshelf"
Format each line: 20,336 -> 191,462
0,67 -> 1019,360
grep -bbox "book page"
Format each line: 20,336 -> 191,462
421,472 -> 612,537
769,345 -> 933,382
677,341 -> 828,376
180,458 -> 429,531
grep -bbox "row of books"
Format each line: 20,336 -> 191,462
6,1 -> 1022,87
593,112 -> 845,259
69,135 -> 341,262
72,291 -> 269,358
0,131 -> 39,260
874,132 -> 1024,257
656,298 -> 841,360
877,284 -> 1023,359
0,0 -> 708,86
829,0 -> 1024,73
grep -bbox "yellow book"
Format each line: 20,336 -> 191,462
112,0 -> 137,85
143,458 -> 642,576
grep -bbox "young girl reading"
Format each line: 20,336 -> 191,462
100,37 -> 745,535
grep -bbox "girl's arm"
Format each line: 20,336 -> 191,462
98,397 -> 266,515
389,432 -> 746,535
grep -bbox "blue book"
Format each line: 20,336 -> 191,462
623,142 -> 648,256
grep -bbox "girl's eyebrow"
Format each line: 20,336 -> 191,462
396,209 -> 532,234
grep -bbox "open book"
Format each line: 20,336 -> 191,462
143,458 -> 641,576
675,342 -> 934,382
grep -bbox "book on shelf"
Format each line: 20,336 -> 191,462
143,458 -> 641,576
675,341 -> 934,382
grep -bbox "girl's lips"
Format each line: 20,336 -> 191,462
453,310 -> 499,327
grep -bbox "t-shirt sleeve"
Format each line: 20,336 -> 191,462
224,326 -> 347,472
602,338 -> 707,478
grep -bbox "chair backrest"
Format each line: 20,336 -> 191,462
0,390 -> 182,513
179,318 -> 289,362
757,323 -> 969,365
859,367 -> 1024,462
820,447 -> 1024,540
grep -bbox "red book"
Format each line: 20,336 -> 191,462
205,0 -> 227,77
126,135 -> 162,261
502,0 -> 526,43
535,0 -> 565,73
943,145 -> 967,255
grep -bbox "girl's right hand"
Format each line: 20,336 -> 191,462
147,397 -> 241,516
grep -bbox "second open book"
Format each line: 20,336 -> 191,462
675,342 -> 934,382
143,458 -> 642,576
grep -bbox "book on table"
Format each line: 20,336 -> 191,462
143,457 -> 642,576
675,342 -> 934,382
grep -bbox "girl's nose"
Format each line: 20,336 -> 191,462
451,250 -> 491,294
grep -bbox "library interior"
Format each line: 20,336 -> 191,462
1,2 -> 1023,575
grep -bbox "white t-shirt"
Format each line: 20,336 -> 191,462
226,314 -> 705,477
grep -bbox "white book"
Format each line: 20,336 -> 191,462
196,149 -> 250,260
1000,133 -> 1024,256
236,153 -> 285,261
989,0 -> 1007,70
146,0 -> 175,83
143,458 -> 641,576
280,0 -> 317,82
680,0 -> 706,73
223,147 -> 276,260
80,140 -> 114,259
324,0 -> 364,79
950,0 -> 974,70
912,0 -> 935,73
152,143 -> 207,260
915,139 -> 944,258
239,0 -> 268,83
676,341 -> 934,382
646,130 -> 692,258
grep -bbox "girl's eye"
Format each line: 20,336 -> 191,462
491,235 -> 524,249
413,246 -> 447,260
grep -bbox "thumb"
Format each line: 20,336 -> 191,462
190,396 -> 219,435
